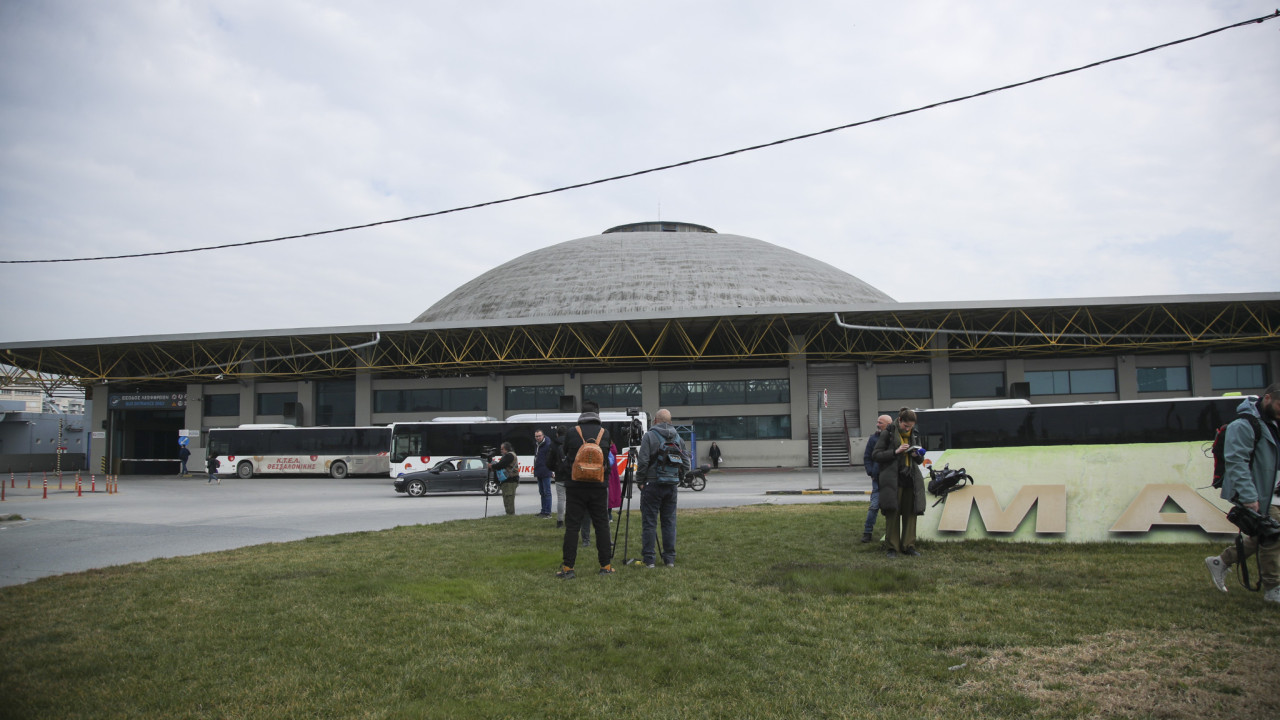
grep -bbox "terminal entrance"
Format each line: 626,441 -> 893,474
108,408 -> 185,475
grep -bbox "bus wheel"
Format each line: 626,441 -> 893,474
406,479 -> 427,497
330,461 -> 348,479
236,461 -> 253,479
484,478 -> 500,496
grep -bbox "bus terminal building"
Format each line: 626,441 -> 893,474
2,221 -> 1277,474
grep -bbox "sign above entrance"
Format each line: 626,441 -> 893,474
108,393 -> 187,409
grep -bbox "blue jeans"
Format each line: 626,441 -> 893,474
641,482 -> 678,564
863,475 -> 880,534
537,474 -> 553,515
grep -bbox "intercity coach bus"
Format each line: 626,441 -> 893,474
208,425 -> 392,479
911,395 -> 1246,461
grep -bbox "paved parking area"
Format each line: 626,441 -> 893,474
0,469 -> 870,586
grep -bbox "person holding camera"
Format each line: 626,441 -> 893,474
637,409 -> 688,568
871,408 -> 926,558
490,442 -> 520,516
1205,383 -> 1280,602
556,400 -> 615,579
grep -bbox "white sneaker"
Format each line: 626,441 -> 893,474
1264,586 -> 1280,604
1204,556 -> 1229,593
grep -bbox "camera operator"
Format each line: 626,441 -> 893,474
556,400 -> 614,579
1205,383 -> 1280,602
637,409 -> 688,568
871,408 -> 926,558
490,442 -> 520,516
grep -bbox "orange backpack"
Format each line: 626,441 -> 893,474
571,427 -> 606,482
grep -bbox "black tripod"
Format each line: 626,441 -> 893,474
613,422 -> 644,565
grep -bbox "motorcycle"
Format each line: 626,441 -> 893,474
679,464 -> 710,491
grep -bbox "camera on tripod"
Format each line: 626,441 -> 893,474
479,446 -> 498,460
625,408 -> 643,446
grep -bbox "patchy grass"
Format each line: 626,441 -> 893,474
1,502 -> 1277,719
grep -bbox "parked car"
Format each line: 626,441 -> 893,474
393,456 -> 499,497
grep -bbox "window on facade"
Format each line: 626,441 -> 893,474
950,372 -> 1005,399
505,385 -> 564,410
256,392 -> 297,415
659,379 -> 789,406
373,387 -> 486,413
685,415 -> 791,440
316,380 -> 355,426
877,375 -> 931,400
1210,364 -> 1266,391
203,394 -> 240,417
1027,369 -> 1116,395
1137,367 -> 1189,393
582,383 -> 642,408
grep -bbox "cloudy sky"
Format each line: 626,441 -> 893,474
1,1 -> 1277,343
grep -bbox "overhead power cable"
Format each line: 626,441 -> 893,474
4,10 -> 1276,265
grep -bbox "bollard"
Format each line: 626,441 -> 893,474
8,469 -> 13,489
91,474 -> 96,493
76,475 -> 82,497
27,471 -> 31,489
43,473 -> 47,499
58,472 -> 62,490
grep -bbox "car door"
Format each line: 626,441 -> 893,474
428,459 -> 460,492
458,458 -> 488,491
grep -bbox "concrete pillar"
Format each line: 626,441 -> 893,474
487,374 -> 504,418
239,380 -> 255,425
354,371 -> 372,425
1190,352 -> 1212,397
641,370 -> 660,414
788,335 -> 808,441
1115,355 -> 1138,400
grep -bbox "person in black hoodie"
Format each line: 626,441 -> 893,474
556,400 -> 614,579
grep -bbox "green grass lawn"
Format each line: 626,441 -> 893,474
2,502 -> 1277,719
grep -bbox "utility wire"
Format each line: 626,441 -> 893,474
4,10 -> 1276,265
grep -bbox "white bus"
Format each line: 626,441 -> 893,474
208,425 -> 392,479
911,395 -> 1246,463
388,412 -> 649,479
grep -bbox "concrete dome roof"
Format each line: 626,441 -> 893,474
413,222 -> 893,324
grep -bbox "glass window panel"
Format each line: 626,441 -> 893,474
877,375 -> 931,400
1069,369 -> 1116,394
316,380 -> 355,426
1211,364 -> 1266,390
447,387 -> 487,412
256,392 -> 297,415
203,394 -> 240,417
1137,367 -> 1189,393
950,372 -> 1005,399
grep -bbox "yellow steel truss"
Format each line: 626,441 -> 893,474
1,300 -> 1276,389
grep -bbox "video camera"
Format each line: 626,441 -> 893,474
625,407 -> 643,446
479,446 -> 498,460
1227,505 -> 1280,540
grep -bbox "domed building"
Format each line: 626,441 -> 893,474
1,220 -> 1275,475
416,222 -> 893,324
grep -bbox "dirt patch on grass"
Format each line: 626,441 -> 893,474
954,628 -> 1280,718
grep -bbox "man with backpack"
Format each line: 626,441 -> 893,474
637,409 -> 688,568
556,400 -> 615,579
860,414 -> 892,543
1204,383 -> 1280,603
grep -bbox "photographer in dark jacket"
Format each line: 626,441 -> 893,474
556,400 -> 614,579
490,442 -> 519,516
871,408 -> 926,558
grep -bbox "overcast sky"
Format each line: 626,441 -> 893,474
1,1 -> 1277,343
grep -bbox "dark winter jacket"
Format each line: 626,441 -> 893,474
533,436 -> 552,478
871,422 -> 926,515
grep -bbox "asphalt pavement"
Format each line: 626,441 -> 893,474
0,467 -> 871,587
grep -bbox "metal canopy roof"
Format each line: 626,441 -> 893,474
2,293 -> 1277,392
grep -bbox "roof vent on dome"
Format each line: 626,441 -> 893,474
603,221 -> 716,234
